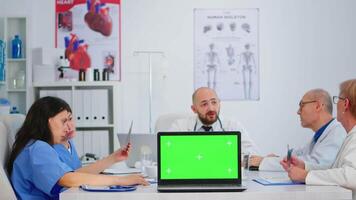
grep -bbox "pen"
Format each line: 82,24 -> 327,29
287,144 -> 293,168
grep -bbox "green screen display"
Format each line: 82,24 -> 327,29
160,135 -> 239,179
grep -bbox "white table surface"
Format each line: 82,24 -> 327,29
61,163 -> 352,200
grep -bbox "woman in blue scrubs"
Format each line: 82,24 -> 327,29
53,120 -> 134,174
54,139 -> 82,170
7,97 -> 148,200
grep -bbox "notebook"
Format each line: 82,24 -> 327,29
157,131 -> 246,192
117,133 -> 157,168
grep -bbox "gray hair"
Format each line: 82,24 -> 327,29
308,89 -> 333,114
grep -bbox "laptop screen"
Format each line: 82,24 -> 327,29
158,132 -> 241,184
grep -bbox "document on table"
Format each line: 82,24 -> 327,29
253,174 -> 304,185
80,185 -> 137,192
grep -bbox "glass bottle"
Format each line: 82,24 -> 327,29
15,70 -> 25,89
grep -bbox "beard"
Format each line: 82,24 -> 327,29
198,110 -> 218,125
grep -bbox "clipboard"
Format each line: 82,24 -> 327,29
80,185 -> 137,192
253,178 -> 304,186
126,120 -> 133,145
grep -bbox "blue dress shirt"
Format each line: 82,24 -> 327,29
313,119 -> 334,143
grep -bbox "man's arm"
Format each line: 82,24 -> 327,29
225,119 -> 260,154
255,156 -> 287,171
302,123 -> 346,171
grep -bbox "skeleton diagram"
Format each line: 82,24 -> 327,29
239,43 -> 256,99
225,44 -> 235,66
205,43 -> 220,89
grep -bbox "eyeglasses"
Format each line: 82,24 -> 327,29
333,96 -> 346,104
298,100 -> 317,108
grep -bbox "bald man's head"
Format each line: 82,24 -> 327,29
192,87 -> 218,104
305,89 -> 333,114
297,88 -> 333,131
191,87 -> 220,125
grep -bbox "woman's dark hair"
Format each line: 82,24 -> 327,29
6,96 -> 72,175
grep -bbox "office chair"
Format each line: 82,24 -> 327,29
154,113 -> 191,134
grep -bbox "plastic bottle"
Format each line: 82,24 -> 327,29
94,69 -> 100,81
0,40 -> 5,81
102,68 -> 109,81
86,68 -> 93,81
79,69 -> 86,81
12,35 -> 22,58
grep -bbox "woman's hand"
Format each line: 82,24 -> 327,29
117,174 -> 149,186
112,143 -> 131,162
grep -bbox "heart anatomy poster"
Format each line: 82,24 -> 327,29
194,9 -> 259,101
56,0 -> 121,81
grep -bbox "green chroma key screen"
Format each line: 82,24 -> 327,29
160,135 -> 239,179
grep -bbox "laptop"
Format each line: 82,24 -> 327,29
157,131 -> 246,192
117,133 -> 157,168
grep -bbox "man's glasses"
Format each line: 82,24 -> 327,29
333,96 -> 346,104
298,100 -> 317,108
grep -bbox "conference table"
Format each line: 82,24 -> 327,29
61,163 -> 352,200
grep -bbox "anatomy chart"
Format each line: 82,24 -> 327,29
56,0 -> 121,80
194,9 -> 259,100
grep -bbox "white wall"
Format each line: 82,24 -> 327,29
2,0 -> 356,155
121,0 -> 356,155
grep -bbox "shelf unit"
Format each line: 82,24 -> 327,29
33,81 -> 120,155
0,16 -> 29,114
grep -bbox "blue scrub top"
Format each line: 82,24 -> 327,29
11,140 -> 72,200
53,140 -> 82,170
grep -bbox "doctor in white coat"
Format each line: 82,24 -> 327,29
250,89 -> 346,171
170,87 -> 259,154
281,79 -> 356,200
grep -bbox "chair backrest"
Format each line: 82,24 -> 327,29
0,122 -> 10,169
154,113 -> 192,133
0,114 -> 25,200
0,121 -> 17,200
0,114 -> 26,147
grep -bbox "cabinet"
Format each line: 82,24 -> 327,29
33,81 -> 120,157
0,16 -> 29,114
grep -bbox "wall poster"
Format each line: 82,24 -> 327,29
194,9 -> 259,100
56,0 -> 121,81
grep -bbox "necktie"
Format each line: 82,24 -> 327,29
202,126 -> 212,132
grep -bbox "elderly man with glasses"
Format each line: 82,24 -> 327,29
282,79 -> 356,200
250,89 -> 347,171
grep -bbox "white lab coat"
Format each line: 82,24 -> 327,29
170,115 -> 259,154
259,119 -> 347,171
306,125 -> 356,200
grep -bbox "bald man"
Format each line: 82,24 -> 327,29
170,87 -> 259,154
250,89 -> 347,171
